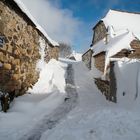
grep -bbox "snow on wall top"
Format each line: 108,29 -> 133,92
13,0 -> 59,46
102,9 -> 140,38
93,31 -> 135,57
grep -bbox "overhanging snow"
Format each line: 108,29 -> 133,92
13,0 -> 59,47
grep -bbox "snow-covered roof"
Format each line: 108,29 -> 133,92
93,10 -> 140,56
92,9 -> 140,74
93,31 -> 135,57
102,9 -> 140,38
13,0 -> 59,46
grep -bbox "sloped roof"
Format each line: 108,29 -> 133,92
93,31 -> 135,57
11,0 -> 59,46
92,9 -> 140,73
102,9 -> 140,38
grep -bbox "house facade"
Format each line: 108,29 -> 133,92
91,10 -> 140,74
0,0 -> 59,105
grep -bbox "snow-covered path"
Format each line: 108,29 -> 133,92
40,61 -> 140,140
0,59 -> 140,140
21,64 -> 78,140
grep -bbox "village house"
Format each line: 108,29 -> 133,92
0,0 -> 59,111
82,9 -> 140,102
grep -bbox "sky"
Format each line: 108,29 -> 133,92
22,0 -> 140,53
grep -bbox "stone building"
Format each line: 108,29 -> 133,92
83,9 -> 140,102
91,10 -> 140,74
82,49 -> 93,70
0,0 -> 59,108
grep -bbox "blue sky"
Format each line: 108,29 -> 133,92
52,0 -> 140,52
23,0 -> 140,53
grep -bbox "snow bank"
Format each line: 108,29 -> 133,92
28,37 -> 67,94
72,51 -> 82,61
93,31 -> 134,57
28,59 -> 67,94
114,58 -> 140,107
13,0 -> 59,46
40,61 -> 140,140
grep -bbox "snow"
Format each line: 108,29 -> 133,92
36,37 -> 46,71
28,59 -> 67,94
13,0 -> 59,46
93,31 -> 133,57
28,37 -> 67,94
0,58 -> 67,140
0,38 -> 67,139
93,31 -> 136,73
114,58 -> 140,107
39,61 -> 140,140
72,51 -> 82,61
102,9 -> 140,38
31,37 -> 66,94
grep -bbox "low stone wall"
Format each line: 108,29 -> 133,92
94,61 -> 117,103
94,78 -> 110,100
112,40 -> 140,59
82,49 -> 93,70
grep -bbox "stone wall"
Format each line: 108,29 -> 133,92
45,45 -> 59,63
82,49 -> 93,70
94,78 -> 110,100
94,61 -> 117,103
94,52 -> 105,72
92,21 -> 107,45
129,40 -> 140,58
0,1 -> 59,98
112,40 -> 140,59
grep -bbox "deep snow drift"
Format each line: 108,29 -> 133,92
114,58 -> 140,107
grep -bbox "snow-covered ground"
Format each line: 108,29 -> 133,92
115,58 -> 140,108
0,58 -> 140,140
0,59 -> 67,140
40,61 -> 140,140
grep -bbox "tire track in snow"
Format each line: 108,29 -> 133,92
21,64 -> 78,140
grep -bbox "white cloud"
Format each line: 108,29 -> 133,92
22,0 -> 81,45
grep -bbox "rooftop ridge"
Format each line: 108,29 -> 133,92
109,9 -> 140,15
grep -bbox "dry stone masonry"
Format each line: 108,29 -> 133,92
92,21 -> 107,45
0,0 -> 59,110
82,49 -> 93,70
